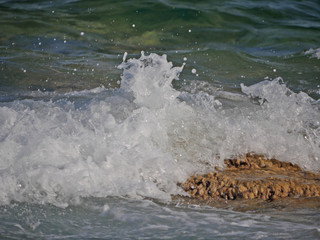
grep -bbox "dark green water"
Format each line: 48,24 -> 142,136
1,0 -> 319,95
0,1 -> 320,239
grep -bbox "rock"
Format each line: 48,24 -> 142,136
178,153 -> 320,202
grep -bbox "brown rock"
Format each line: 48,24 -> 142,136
178,153 -> 320,202
238,184 -> 247,193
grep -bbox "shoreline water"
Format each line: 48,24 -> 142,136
1,0 -> 320,238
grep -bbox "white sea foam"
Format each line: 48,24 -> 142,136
0,52 -> 319,206
305,48 -> 320,59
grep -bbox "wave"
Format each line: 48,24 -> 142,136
0,52 -> 319,207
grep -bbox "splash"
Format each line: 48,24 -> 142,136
118,51 -> 184,108
305,48 -> 320,59
0,52 -> 189,206
0,52 -> 319,207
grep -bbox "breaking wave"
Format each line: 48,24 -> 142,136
0,52 -> 319,207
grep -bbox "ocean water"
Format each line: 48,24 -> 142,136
0,0 -> 320,239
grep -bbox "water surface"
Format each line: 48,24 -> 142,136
0,0 -> 320,239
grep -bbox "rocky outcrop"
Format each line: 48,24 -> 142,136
179,153 -> 320,202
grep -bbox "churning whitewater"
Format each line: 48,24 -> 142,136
0,52 -> 319,207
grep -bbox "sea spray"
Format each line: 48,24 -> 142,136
0,52 -> 319,207
0,52 -> 190,206
117,51 -> 184,109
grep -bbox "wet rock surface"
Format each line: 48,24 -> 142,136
178,153 -> 320,204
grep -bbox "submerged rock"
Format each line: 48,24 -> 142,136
178,153 -> 320,202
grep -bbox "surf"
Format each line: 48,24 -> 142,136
0,52 -> 319,207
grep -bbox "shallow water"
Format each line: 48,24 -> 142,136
0,0 -> 320,239
1,198 -> 320,240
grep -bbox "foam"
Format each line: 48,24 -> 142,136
0,52 -> 319,206
305,48 -> 320,59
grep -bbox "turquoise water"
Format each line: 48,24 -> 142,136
1,0 -> 319,95
1,198 -> 320,239
0,0 -> 320,239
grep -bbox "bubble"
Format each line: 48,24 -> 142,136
188,29 -> 191,33
102,204 -> 110,213
80,32 -> 85,36
191,68 -> 197,74
132,24 -> 135,28
183,57 -> 187,61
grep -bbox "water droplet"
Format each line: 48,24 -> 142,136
191,68 -> 197,74
80,32 -> 85,36
123,52 -> 128,62
132,24 -> 135,28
